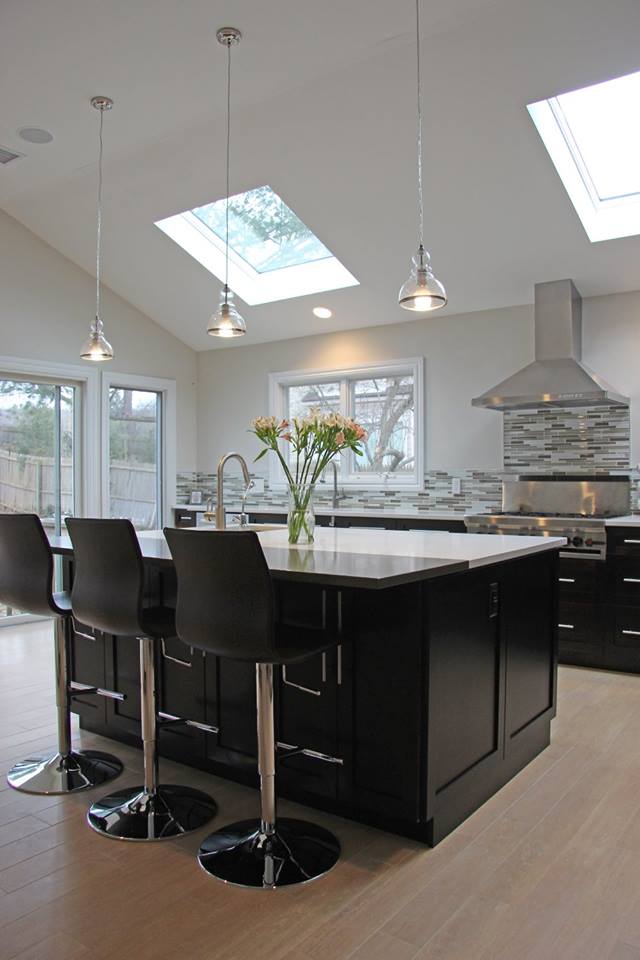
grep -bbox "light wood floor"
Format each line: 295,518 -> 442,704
0,623 -> 639,960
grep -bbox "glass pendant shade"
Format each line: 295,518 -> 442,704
207,285 -> 246,338
80,316 -> 114,361
398,245 -> 447,312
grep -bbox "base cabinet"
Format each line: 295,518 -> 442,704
558,529 -> 640,673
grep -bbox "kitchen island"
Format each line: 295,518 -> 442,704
51,528 -> 563,845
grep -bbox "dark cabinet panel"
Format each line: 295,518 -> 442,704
609,559 -> 640,603
557,557 -> 603,601
68,622 -> 107,726
427,572 -> 501,792
173,509 -> 198,527
607,528 -> 640,559
104,635 -> 141,738
504,554 -> 556,739
347,583 -> 424,820
158,637 -> 207,761
396,518 -> 467,533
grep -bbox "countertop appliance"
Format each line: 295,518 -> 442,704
465,475 -> 630,561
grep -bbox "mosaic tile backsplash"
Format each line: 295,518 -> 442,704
503,404 -> 630,473
177,470 -> 503,515
179,404 -> 633,514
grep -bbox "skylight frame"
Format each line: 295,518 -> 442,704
154,186 -> 359,305
528,71 -> 640,243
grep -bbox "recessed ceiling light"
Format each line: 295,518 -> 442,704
18,127 -> 53,144
313,306 -> 333,319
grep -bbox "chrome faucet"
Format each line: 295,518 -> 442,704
325,460 -> 347,510
216,452 -> 252,529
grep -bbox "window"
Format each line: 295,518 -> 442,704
269,359 -> 424,488
528,70 -> 640,241
0,374 -> 80,620
154,185 -> 359,304
102,373 -> 176,532
107,388 -> 161,530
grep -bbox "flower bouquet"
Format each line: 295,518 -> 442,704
251,411 -> 367,543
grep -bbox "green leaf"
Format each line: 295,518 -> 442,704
254,448 -> 268,462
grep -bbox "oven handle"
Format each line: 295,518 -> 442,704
559,550 -> 604,562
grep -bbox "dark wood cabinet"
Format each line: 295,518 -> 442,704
66,550 -> 557,845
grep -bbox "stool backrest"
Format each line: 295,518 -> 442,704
65,518 -> 145,636
0,514 -> 59,617
164,528 -> 274,662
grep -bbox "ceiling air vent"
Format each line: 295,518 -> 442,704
0,146 -> 23,165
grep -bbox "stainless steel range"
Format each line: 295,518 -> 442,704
465,475 -> 630,561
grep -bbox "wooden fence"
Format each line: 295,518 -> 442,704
0,449 -> 158,529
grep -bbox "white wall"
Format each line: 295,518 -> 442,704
196,302 -> 534,474
0,209 -> 197,471
196,289 -> 640,475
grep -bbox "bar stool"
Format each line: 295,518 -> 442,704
65,518 -> 217,841
165,526 -> 340,888
0,514 -> 123,794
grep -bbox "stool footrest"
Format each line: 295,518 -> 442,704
158,710 -> 219,735
277,741 -> 343,766
69,681 -> 126,702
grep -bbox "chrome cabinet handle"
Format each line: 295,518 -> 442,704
623,578 -> 640,584
282,653 -> 327,697
558,578 -> 576,583
161,638 -> 194,668
558,623 -> 574,630
337,644 -> 343,686
623,539 -> 640,544
622,629 -> 640,637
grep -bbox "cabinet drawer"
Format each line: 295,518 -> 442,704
609,560 -> 640,603
607,528 -> 640,559
174,509 -> 197,527
557,601 -> 602,645
611,608 -> 640,648
557,558 -> 601,600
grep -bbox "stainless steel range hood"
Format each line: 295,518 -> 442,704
472,280 -> 628,411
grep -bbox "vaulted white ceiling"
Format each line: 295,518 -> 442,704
2,0 -> 640,350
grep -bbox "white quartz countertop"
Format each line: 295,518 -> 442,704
173,504 -> 468,522
154,526 -> 566,571
605,515 -> 640,527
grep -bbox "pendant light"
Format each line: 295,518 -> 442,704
81,96 -> 115,361
208,27 -> 246,338
398,0 -> 447,312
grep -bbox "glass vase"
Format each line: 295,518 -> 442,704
287,482 -> 316,544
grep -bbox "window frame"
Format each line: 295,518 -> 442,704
268,357 -> 424,491
101,372 -> 176,530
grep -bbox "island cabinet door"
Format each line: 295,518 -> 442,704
274,583 -> 342,801
338,582 -> 425,822
502,551 -> 557,757
157,637 -> 208,763
425,568 -> 503,842
68,619 -> 108,730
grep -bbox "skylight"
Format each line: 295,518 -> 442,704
528,70 -> 640,242
155,185 -> 358,305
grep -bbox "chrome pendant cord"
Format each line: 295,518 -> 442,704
416,0 -> 424,251
224,37 -> 231,304
95,105 -> 104,323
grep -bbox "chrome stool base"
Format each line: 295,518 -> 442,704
7,750 -> 123,795
198,817 -> 340,888
88,784 -> 217,841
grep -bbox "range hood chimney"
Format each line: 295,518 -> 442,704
472,280 -> 628,411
